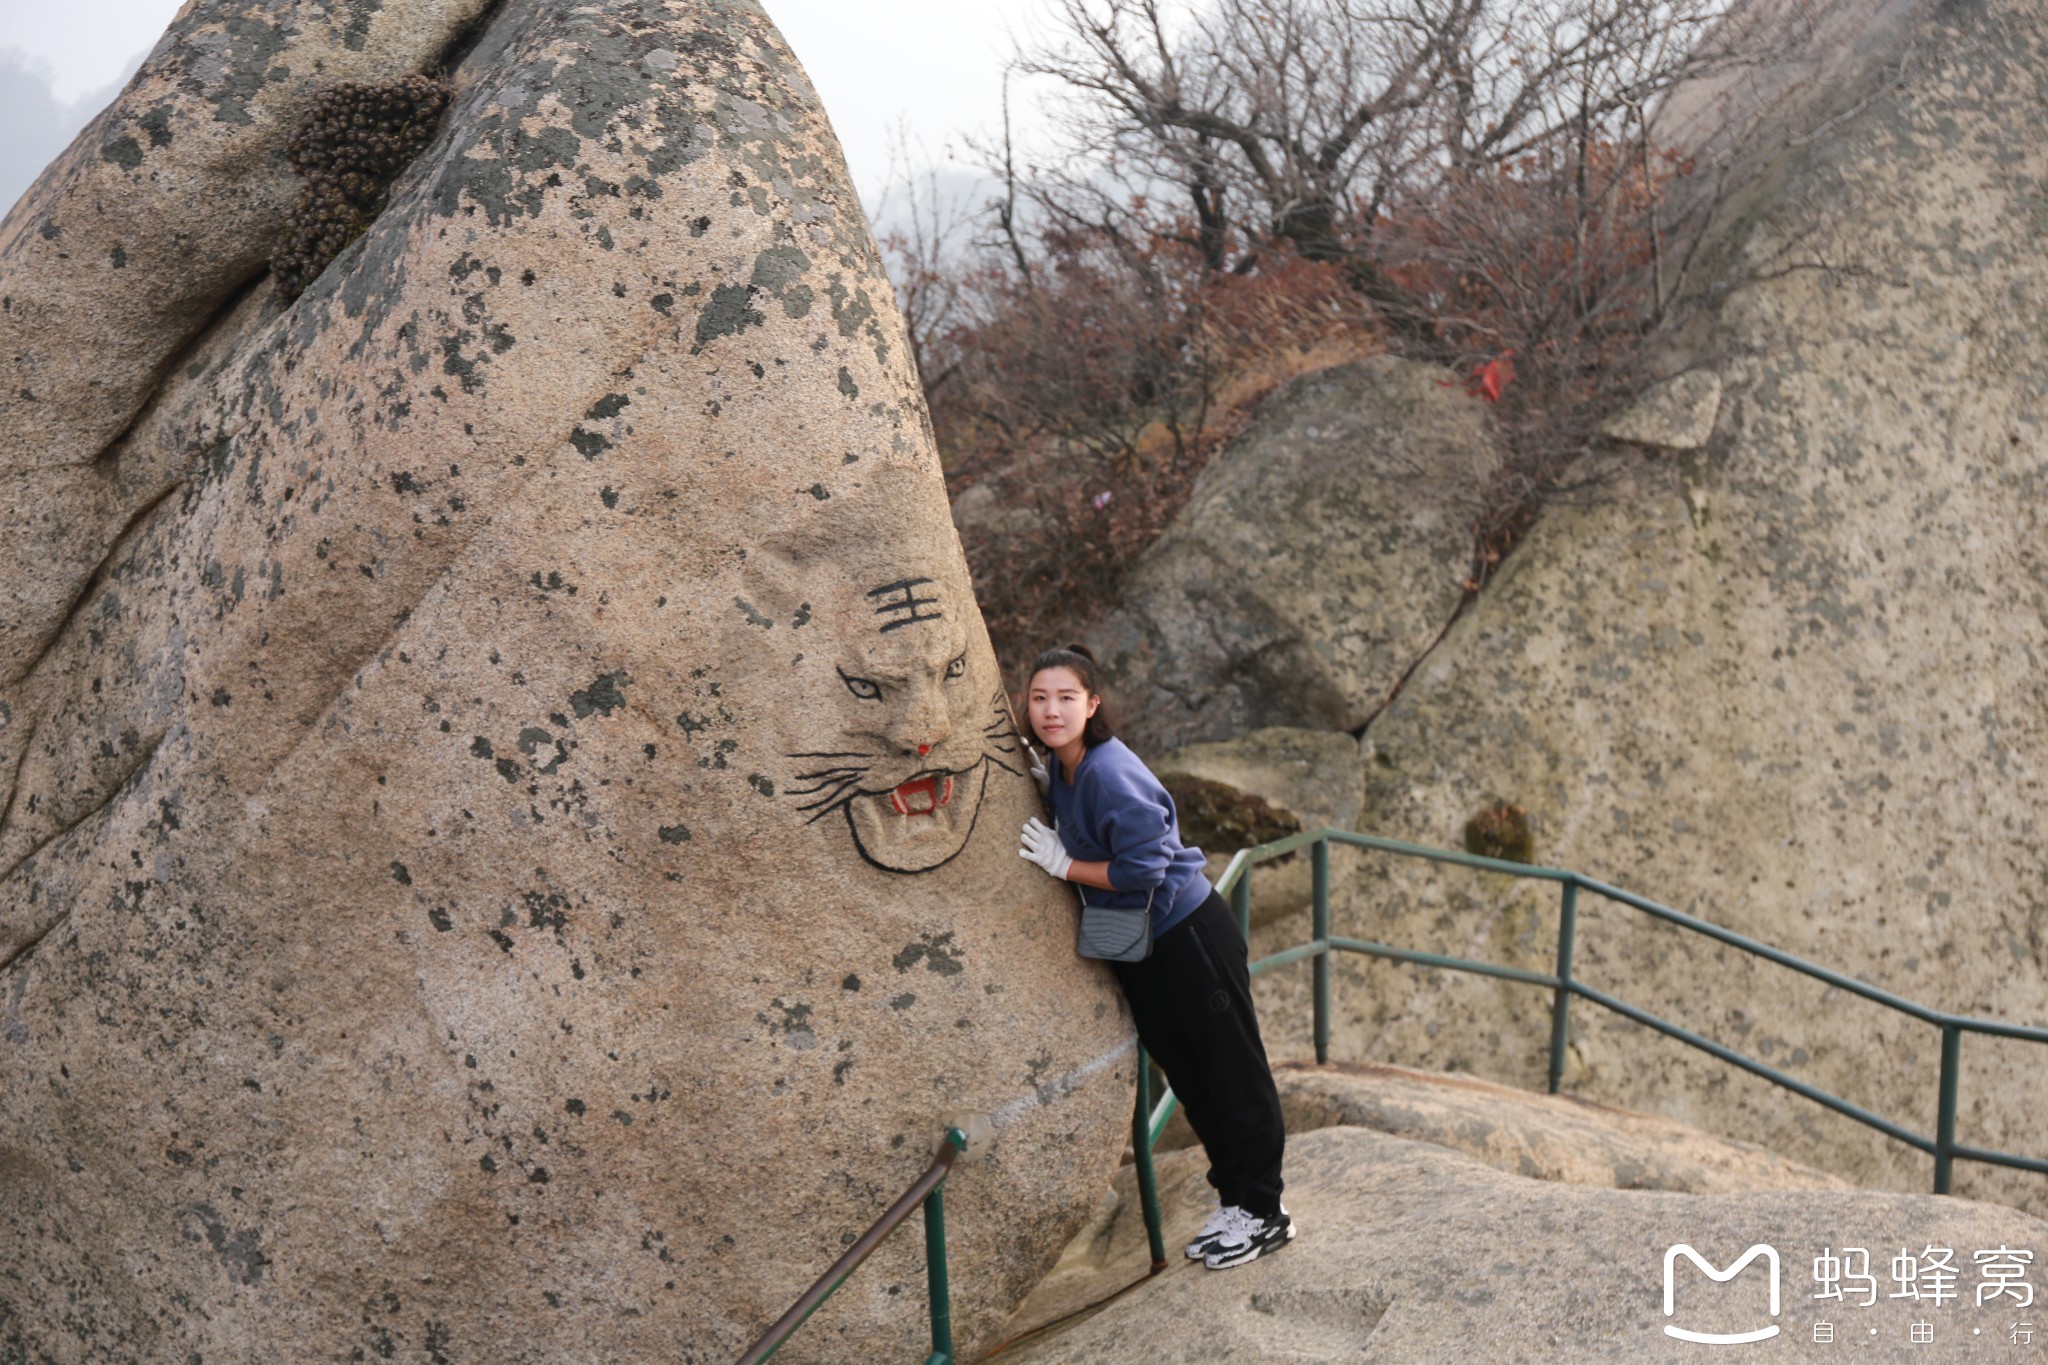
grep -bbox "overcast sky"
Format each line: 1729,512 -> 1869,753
1,0 -> 1062,222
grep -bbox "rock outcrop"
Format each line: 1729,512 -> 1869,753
1084,0 -> 2048,1218
1341,0 -> 2048,1214
1,0 -> 496,699
1149,1056 -> 1845,1204
1271,1059 -> 1848,1194
1601,370 -> 1724,450
0,4 -> 1132,1362
1008,1124 -> 2048,1363
1093,357 -> 1496,752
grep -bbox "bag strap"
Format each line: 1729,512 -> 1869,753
1077,882 -> 1155,914
1058,820 -> 1155,915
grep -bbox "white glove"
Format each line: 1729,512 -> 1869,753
1018,816 -> 1072,880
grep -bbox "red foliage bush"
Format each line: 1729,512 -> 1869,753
1377,137 -> 1694,588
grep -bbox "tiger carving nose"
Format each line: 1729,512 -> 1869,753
917,743 -> 931,757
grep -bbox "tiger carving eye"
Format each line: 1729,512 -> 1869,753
944,654 -> 966,681
837,667 -> 882,701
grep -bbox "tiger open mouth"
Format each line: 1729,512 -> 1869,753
889,774 -> 955,816
841,761 -> 988,874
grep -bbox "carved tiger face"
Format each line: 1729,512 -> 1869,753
780,572 -> 1023,873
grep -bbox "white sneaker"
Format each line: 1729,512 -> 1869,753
1184,1204 -> 1250,1260
1203,1208 -> 1296,1270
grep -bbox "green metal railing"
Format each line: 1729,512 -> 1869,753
742,826 -> 2048,1363
736,1127 -> 967,1365
1137,829 -> 2048,1203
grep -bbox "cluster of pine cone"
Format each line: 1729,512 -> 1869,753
1462,800 -> 1534,864
271,74 -> 451,302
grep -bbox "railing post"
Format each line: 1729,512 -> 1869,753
923,1129 -> 966,1364
1934,1022 -> 1961,1196
1132,1045 -> 1168,1272
1230,872 -> 1251,939
1312,837 -> 1331,1065
1546,878 -> 1579,1095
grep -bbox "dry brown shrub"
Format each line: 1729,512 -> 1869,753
924,226 -> 1383,679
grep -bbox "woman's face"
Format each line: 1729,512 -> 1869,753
1027,666 -> 1099,752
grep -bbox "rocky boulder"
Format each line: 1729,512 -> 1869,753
1007,1124 -> 2048,1362
1340,0 -> 2048,1215
1149,1053 -> 1840,1205
1092,356 -> 1497,752
1274,1059 -> 1847,1194
0,3 -> 1131,1362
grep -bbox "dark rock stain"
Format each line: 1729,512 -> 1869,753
692,282 -> 764,352
892,931 -> 964,976
180,1203 -> 268,1285
520,892 -> 569,933
100,136 -> 143,169
569,672 -> 630,718
138,104 -> 173,148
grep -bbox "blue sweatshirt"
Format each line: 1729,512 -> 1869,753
1047,737 -> 1212,938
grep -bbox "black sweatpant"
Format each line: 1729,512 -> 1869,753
1111,888 -> 1286,1219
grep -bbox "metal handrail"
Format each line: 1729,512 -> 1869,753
736,1127 -> 967,1365
1138,828 -> 2048,1203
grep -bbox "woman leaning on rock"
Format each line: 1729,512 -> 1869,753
1016,643 -> 1294,1269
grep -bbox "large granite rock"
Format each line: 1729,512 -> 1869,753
1274,1059 -> 1848,1194
1007,1125 -> 2048,1363
0,4 -> 1132,1362
1341,0 -> 2048,1216
1094,356 -> 1495,752
1151,1055 -> 1844,1203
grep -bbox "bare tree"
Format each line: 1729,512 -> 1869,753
1014,0 -> 1764,342
871,123 -> 976,399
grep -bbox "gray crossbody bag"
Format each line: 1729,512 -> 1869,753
1075,883 -> 1154,963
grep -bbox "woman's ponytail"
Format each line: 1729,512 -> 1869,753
1028,643 -> 1116,747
